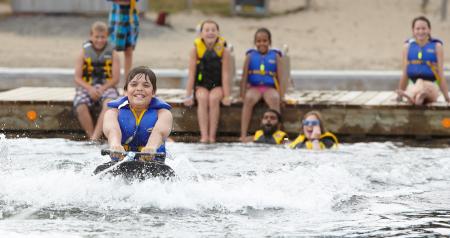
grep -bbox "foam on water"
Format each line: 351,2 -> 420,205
0,137 -> 450,236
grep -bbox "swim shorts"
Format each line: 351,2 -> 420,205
73,85 -> 119,108
108,3 -> 139,51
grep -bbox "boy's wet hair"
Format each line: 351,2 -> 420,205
254,27 -> 272,44
200,19 -> 220,32
264,109 -> 282,123
124,66 -> 157,93
412,16 -> 431,29
90,21 -> 108,35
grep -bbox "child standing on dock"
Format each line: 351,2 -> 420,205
240,28 -> 284,142
184,20 -> 231,143
107,0 -> 140,79
73,21 -> 120,141
397,16 -> 450,105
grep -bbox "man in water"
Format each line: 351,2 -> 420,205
241,109 -> 287,144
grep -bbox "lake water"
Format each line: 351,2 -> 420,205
0,136 -> 449,237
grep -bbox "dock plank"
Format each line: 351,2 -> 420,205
365,91 -> 395,106
349,91 -> 379,105
1,87 -> 449,137
336,91 -> 363,104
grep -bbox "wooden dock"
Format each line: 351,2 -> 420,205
0,87 -> 449,138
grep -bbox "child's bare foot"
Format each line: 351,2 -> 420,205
200,137 -> 209,143
396,90 -> 415,104
239,136 -> 252,143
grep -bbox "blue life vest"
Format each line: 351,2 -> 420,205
406,38 -> 442,83
247,49 -> 281,88
107,96 -> 172,157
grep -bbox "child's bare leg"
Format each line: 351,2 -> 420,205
124,47 -> 133,79
422,81 -> 439,104
263,88 -> 281,112
208,87 -> 224,143
240,88 -> 262,140
396,89 -> 415,104
412,79 -> 428,105
195,87 -> 210,143
91,99 -> 112,141
414,91 -> 427,105
76,104 -> 94,139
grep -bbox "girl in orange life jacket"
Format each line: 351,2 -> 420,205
239,28 -> 284,142
184,20 -> 231,143
289,111 -> 338,150
397,16 -> 450,105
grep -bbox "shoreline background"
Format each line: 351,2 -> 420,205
0,0 -> 450,72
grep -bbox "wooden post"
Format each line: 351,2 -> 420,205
442,0 -> 448,21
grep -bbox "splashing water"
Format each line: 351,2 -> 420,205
0,138 -> 449,237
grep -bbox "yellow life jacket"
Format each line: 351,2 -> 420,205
193,37 -> 227,88
289,132 -> 339,150
194,36 -> 226,61
82,41 -> 113,85
253,129 -> 287,145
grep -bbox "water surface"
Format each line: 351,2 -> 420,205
0,137 -> 449,237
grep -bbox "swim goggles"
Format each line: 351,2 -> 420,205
303,120 -> 320,126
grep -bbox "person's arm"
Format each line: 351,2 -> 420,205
103,108 -> 125,151
436,43 -> 450,102
221,48 -> 231,105
276,53 -> 284,98
74,49 -> 100,100
99,51 -> 120,92
240,54 -> 250,99
184,48 -> 197,106
398,44 -> 409,91
142,109 -> 173,152
311,126 -> 321,150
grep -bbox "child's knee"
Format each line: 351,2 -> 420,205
244,97 -> 258,106
75,103 -> 90,115
267,93 -> 280,103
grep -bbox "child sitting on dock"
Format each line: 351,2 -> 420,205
184,20 -> 232,143
73,21 -> 120,141
240,28 -> 284,142
241,109 -> 287,144
289,111 -> 338,150
397,16 -> 450,105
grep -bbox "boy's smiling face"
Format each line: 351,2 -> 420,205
90,30 -> 108,51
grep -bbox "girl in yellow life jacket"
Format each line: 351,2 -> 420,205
184,20 -> 231,143
289,111 -> 338,150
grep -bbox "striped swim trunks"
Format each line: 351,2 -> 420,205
108,3 -> 139,51
73,85 -> 119,108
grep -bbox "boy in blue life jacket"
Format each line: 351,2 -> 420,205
103,66 -> 172,159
